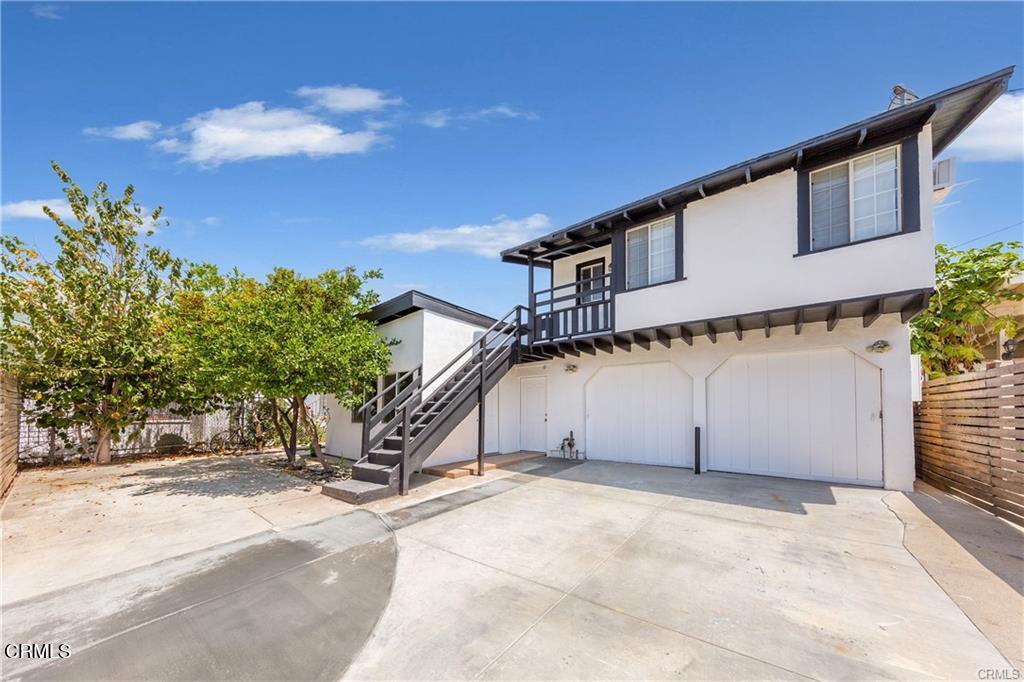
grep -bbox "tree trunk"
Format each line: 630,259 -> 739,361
269,400 -> 294,465
94,427 -> 112,464
299,398 -> 332,473
288,396 -> 300,467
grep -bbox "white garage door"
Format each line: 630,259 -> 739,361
707,349 -> 883,486
585,362 -> 693,467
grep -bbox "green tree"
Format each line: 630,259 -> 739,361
165,265 -> 392,470
911,241 -> 1023,378
0,163 -> 183,462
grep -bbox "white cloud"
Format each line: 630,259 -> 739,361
200,216 -> 221,226
950,92 -> 1024,162
420,104 -> 539,129
84,120 -> 162,140
1,198 -> 74,220
295,85 -> 402,113
472,104 -> 539,121
361,213 -> 551,258
421,110 -> 452,129
31,4 -> 61,19
155,101 -> 383,167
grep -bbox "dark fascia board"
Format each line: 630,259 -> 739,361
502,66 -> 1014,265
362,290 -> 497,328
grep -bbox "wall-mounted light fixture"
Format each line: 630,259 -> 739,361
1003,338 -> 1019,360
564,364 -> 578,374
866,340 -> 891,353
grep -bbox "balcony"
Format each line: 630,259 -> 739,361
530,272 -> 612,343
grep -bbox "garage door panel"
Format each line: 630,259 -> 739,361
807,350 -> 834,479
766,354 -> 789,474
748,356 -> 770,473
729,359 -> 749,472
586,362 -> 693,467
708,349 -> 882,486
855,358 -> 884,483
830,349 -> 858,481
785,352 -> 811,478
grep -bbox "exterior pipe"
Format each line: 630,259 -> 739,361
694,426 -> 701,475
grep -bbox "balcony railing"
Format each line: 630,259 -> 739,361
531,272 -> 613,343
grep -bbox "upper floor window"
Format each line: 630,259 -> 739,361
626,217 -> 675,289
810,146 -> 900,251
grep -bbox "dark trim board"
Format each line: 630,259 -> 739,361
363,290 -> 497,328
520,288 -> 933,361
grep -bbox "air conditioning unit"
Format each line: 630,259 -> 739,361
933,158 -> 955,203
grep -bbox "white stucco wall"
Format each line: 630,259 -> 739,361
615,126 -> 936,332
495,315 -> 916,491
421,310 -> 487,397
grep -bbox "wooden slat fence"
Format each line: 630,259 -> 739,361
914,360 -> 1024,526
1,371 -> 20,498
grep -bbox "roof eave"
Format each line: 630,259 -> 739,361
502,66 -> 1015,264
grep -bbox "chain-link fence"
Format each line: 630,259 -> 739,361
17,395 -> 329,466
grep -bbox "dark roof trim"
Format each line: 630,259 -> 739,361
363,290 -> 497,328
503,66 -> 1014,265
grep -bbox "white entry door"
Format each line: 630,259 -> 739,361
585,362 -> 694,467
707,348 -> 883,486
520,376 -> 547,452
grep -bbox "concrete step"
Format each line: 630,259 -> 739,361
352,461 -> 396,485
368,449 -> 402,467
321,479 -> 395,504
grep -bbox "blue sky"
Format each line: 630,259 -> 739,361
2,2 -> 1022,317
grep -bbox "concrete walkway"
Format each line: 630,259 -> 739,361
2,456 -> 1020,680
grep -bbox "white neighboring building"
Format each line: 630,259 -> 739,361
323,67 -> 1014,503
324,290 -> 499,466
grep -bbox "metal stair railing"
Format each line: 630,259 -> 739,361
394,305 -> 528,494
356,366 -> 422,462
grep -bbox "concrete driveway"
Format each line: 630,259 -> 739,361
2,457 -> 1019,680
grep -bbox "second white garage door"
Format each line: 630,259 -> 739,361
585,362 -> 693,467
707,348 -> 883,486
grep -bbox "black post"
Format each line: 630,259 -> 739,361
694,426 -> 701,475
477,339 -> 486,476
527,255 -> 535,350
400,405 -> 410,494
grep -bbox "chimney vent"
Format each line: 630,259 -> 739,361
888,84 -> 920,110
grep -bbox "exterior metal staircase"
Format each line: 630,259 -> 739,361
322,306 -> 528,504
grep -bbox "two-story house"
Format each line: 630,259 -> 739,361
323,66 -> 1014,504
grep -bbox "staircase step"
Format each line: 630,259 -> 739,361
352,461 -> 396,485
321,479 -> 395,504
369,449 -> 402,466
382,437 -> 403,450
